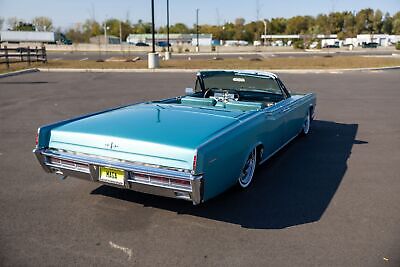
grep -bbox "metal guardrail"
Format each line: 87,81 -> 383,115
0,45 -> 47,69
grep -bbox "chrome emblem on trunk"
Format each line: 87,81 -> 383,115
105,142 -> 119,149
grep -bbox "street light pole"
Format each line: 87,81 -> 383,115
196,8 -> 199,52
151,0 -> 155,53
104,22 -> 109,54
148,0 -> 159,68
263,20 -> 267,46
119,20 -> 122,44
167,0 -> 170,52
104,22 -> 107,44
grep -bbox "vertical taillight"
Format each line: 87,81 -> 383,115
35,128 -> 40,147
192,154 -> 197,171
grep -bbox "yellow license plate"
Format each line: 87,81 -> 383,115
99,167 -> 125,186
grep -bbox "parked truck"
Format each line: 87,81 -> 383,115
0,31 -> 71,44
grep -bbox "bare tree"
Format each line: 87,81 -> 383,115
7,17 -> 18,30
0,17 -> 4,30
32,16 -> 53,31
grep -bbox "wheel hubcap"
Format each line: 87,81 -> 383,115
239,149 -> 256,188
303,112 -> 310,134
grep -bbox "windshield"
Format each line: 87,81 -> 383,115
200,73 -> 282,95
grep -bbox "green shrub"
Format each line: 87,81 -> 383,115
396,42 -> 400,50
316,41 -> 322,49
293,40 -> 305,49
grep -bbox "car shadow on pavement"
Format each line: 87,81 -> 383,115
91,120 -> 365,229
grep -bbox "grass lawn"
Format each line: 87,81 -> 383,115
2,56 -> 400,73
0,62 -> 44,74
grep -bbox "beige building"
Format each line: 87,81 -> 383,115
89,35 -> 120,45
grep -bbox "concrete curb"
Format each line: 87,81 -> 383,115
37,66 -> 400,74
0,68 -> 39,78
274,65 -> 400,73
37,68 -> 198,73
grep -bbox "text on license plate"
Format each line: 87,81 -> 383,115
99,167 -> 125,185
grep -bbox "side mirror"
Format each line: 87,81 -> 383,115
185,87 -> 194,95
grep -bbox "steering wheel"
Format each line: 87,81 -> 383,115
203,88 -> 217,98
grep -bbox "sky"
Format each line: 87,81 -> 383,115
0,0 -> 399,30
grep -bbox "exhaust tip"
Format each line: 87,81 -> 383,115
54,169 -> 67,180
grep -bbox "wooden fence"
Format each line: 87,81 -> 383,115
0,45 -> 47,69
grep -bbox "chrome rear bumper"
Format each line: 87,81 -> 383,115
33,148 -> 204,204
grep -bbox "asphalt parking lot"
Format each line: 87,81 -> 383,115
1,70 -> 399,266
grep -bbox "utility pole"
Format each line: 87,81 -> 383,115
196,8 -> 199,52
256,0 -> 261,21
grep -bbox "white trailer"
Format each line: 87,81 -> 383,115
0,31 -> 55,43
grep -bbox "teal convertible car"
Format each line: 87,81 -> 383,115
34,70 -> 316,204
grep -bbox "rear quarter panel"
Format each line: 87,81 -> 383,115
196,113 -> 265,201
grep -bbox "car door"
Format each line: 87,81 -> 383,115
258,79 -> 288,157
280,97 -> 302,142
276,79 -> 305,142
260,104 -> 286,156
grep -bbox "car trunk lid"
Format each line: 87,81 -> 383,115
48,103 -> 245,170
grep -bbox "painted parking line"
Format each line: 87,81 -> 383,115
329,71 -> 344,74
109,241 -> 132,260
53,58 -> 62,61
79,57 -> 89,61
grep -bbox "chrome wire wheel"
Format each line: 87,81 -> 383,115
238,148 -> 257,188
302,110 -> 311,135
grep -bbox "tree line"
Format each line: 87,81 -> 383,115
1,8 -> 399,44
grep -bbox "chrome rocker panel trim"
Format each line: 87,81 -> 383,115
33,148 -> 204,205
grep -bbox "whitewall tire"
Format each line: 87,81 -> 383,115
302,110 -> 311,135
238,148 -> 257,188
